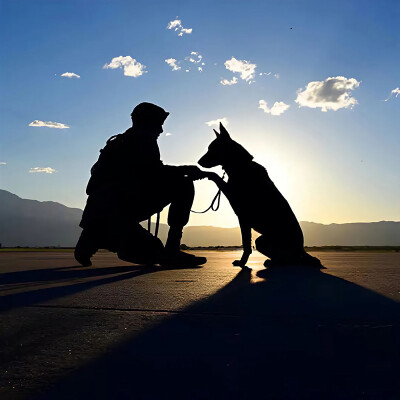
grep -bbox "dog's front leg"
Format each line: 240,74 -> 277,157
233,220 -> 252,268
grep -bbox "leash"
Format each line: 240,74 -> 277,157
191,172 -> 226,214
147,211 -> 161,238
148,172 -> 225,237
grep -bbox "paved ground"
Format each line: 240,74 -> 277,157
0,250 -> 399,399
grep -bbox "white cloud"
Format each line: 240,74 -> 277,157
61,72 -> 80,79
165,133 -> 172,136
220,77 -> 238,86
384,87 -> 400,102
167,19 -> 182,30
0,162 -> 6,165
103,56 -> 147,77
259,100 -> 290,116
205,117 -> 229,127
259,72 -> 271,76
224,57 -> 257,82
165,58 -> 181,71
295,76 -> 360,112
29,120 -> 70,129
274,73 -> 280,79
187,51 -> 202,64
165,52 -> 203,73
167,18 -> 192,36
29,167 -> 57,174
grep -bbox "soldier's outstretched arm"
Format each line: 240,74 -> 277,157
204,172 -> 229,195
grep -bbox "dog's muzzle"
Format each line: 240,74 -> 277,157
198,154 -> 215,168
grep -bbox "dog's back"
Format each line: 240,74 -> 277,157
225,160 -> 302,237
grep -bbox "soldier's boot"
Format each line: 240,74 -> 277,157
161,226 -> 207,267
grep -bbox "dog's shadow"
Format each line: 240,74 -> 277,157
41,264 -> 399,400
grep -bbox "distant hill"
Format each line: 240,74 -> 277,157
0,189 -> 82,247
300,221 -> 400,247
0,189 -> 399,247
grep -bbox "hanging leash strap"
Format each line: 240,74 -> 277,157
148,172 -> 225,236
155,211 -> 160,238
147,211 -> 161,238
191,172 -> 226,214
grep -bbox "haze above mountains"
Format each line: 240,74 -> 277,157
0,189 -> 399,247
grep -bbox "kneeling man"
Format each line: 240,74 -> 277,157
75,102 -> 206,267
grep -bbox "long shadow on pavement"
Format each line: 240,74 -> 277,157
38,266 -> 399,400
0,264 -> 200,312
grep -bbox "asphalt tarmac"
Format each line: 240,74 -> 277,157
0,250 -> 399,399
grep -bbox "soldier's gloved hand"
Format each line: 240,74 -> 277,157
181,165 -> 207,181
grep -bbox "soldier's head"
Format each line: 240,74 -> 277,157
130,102 -> 169,138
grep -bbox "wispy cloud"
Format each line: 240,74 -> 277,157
29,167 -> 57,174
167,18 -> 192,36
384,87 -> 400,102
259,100 -> 290,116
224,57 -> 257,83
186,51 -> 202,64
29,120 -> 70,129
103,56 -> 147,77
295,76 -> 360,112
180,28 -> 192,36
0,162 -> 6,165
274,73 -> 280,79
259,72 -> 271,76
61,72 -> 80,79
165,58 -> 181,71
220,77 -> 238,86
205,117 -> 229,127
165,52 -> 204,73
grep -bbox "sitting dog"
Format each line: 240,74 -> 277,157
198,123 -> 321,268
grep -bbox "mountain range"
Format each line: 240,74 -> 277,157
0,189 -> 399,247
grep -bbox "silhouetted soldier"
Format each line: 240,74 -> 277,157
75,102 -> 207,267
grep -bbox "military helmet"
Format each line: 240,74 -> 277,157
130,102 -> 169,126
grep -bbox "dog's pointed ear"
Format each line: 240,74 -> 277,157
219,122 -> 230,138
213,129 -> 220,138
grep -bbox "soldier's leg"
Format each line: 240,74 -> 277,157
75,193 -> 123,266
74,229 -> 99,267
116,224 -> 164,265
159,175 -> 206,266
114,174 -> 206,266
165,176 -> 194,252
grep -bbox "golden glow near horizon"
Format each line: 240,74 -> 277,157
158,121 -> 399,228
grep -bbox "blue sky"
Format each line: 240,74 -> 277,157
1,0 -> 399,227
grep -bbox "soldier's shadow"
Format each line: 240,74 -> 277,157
40,265 -> 399,400
0,263 -> 202,312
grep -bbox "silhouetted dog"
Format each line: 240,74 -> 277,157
198,123 -> 321,268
